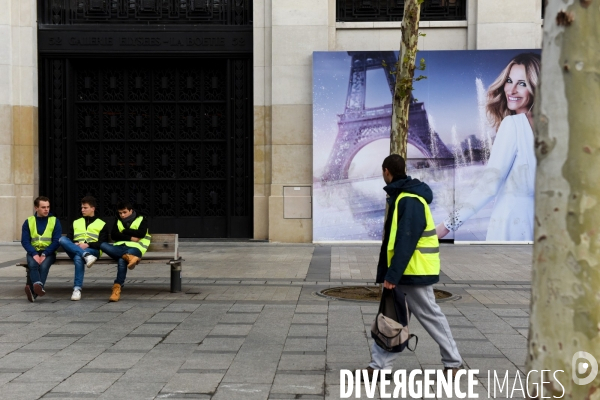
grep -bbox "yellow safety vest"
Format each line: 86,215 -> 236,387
113,216 -> 151,256
28,216 -> 56,251
73,218 -> 106,256
387,192 -> 440,276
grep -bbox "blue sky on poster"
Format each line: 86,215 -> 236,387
312,49 -> 541,177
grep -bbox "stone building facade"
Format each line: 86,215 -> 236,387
0,0 -> 543,242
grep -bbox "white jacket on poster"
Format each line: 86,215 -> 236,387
444,113 -> 536,241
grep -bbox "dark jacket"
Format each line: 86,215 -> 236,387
376,176 -> 439,286
65,215 -> 109,250
111,214 -> 149,242
21,213 -> 62,257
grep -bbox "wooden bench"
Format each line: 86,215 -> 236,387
17,233 -> 184,293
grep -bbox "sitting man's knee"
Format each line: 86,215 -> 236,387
59,236 -> 68,244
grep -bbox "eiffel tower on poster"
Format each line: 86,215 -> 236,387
321,51 -> 453,182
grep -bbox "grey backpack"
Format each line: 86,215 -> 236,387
371,288 -> 418,353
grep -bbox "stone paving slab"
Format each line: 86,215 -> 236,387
0,243 -> 533,399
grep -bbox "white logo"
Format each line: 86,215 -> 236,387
572,351 -> 598,385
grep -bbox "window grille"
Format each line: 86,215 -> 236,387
41,0 -> 252,25
336,0 -> 466,22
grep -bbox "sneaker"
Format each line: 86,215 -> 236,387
71,289 -> 82,301
109,283 -> 121,302
24,285 -> 35,303
122,254 -> 141,270
33,283 -> 45,297
84,254 -> 97,268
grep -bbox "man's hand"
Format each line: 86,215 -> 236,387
32,255 -> 42,265
383,280 -> 396,290
130,237 -> 140,242
436,223 -> 449,239
78,242 -> 89,250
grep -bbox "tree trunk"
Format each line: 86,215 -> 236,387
390,0 -> 423,158
528,1 -> 600,398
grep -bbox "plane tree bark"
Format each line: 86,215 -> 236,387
528,0 -> 600,398
390,0 -> 424,158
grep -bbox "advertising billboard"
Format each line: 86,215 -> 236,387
313,50 -> 541,242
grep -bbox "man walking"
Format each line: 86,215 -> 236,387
100,201 -> 151,302
367,154 -> 462,375
59,196 -> 108,301
21,196 -> 62,302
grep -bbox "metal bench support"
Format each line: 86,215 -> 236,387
169,258 -> 183,293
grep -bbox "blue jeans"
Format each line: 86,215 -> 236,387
26,252 -> 56,289
59,237 -> 100,290
99,243 -> 142,286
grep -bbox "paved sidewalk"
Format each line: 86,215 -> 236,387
0,243 -> 532,399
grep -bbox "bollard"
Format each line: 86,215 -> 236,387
170,261 -> 182,293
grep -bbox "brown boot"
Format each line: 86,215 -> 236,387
122,254 -> 140,270
365,367 -> 375,382
444,365 -> 463,381
109,283 -> 121,302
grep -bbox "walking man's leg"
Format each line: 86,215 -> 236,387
398,285 -> 462,368
369,341 -> 400,371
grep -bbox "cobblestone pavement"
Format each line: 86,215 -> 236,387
0,243 -> 532,399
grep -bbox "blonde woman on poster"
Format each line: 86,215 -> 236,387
437,53 -> 541,241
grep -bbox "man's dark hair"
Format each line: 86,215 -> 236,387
81,196 -> 97,208
117,200 -> 133,211
34,196 -> 50,207
382,154 -> 407,179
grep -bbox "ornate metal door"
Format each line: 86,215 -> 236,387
41,58 -> 252,237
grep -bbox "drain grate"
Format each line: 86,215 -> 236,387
317,286 -> 457,302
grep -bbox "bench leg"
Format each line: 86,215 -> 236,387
170,262 -> 182,293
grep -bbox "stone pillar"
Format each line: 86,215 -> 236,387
253,0 -> 272,240
0,0 -> 38,242
254,0 -> 331,242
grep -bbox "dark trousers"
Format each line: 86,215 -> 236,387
26,252 -> 56,290
99,243 -> 142,286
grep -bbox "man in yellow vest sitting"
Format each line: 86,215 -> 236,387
99,201 -> 151,302
20,196 -> 62,302
367,155 -> 463,377
58,196 -> 109,301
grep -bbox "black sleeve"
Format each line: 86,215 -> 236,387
376,202 -> 395,283
121,217 -> 148,239
65,221 -> 74,242
384,197 -> 427,284
110,220 -> 130,242
88,221 -> 110,250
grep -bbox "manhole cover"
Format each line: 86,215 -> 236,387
317,286 -> 456,302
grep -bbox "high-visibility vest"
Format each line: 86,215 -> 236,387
113,216 -> 151,256
73,217 -> 106,256
387,192 -> 440,276
73,218 -> 105,243
27,216 -> 56,251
